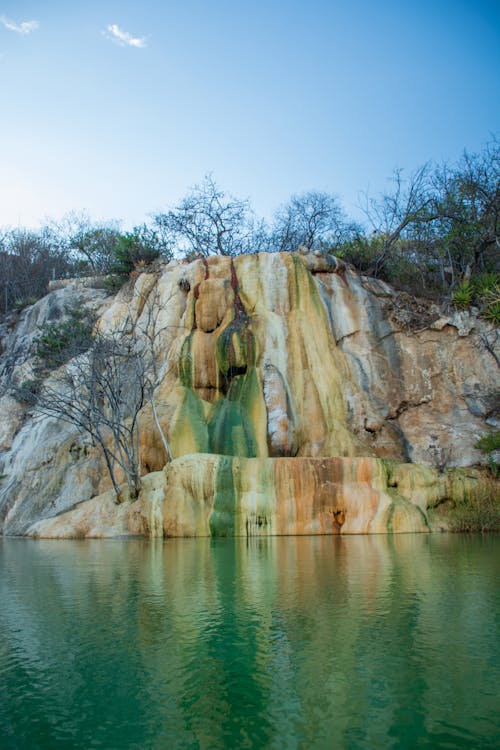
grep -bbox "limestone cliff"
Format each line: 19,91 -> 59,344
0,253 -> 498,537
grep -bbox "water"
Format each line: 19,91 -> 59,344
0,534 -> 498,750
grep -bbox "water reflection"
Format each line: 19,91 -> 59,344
0,535 -> 498,749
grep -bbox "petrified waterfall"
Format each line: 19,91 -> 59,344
0,253 -> 497,537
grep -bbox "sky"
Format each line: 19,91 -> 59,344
0,0 -> 499,229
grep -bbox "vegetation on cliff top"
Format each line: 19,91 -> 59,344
1,140 -> 498,321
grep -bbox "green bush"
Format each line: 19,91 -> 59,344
35,309 -> 95,372
475,430 -> 500,479
336,235 -> 384,273
110,225 -> 168,279
16,378 -> 41,403
102,274 -> 129,292
475,430 -> 500,454
14,296 -> 39,310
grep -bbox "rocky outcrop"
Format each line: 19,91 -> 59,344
1,253 -> 498,536
25,455 -> 490,539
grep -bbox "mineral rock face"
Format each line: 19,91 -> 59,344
0,253 -> 498,536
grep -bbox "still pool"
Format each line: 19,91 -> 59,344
0,534 -> 498,749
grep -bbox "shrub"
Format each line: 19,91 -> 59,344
336,235 -> 385,274
14,296 -> 39,310
102,274 -> 129,292
475,430 -> 500,454
110,225 -> 170,279
16,378 -> 41,403
475,430 -> 500,478
35,308 -> 95,372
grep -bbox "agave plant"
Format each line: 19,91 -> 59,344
481,285 -> 500,325
452,281 -> 474,308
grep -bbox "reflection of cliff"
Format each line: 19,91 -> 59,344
0,253 -> 498,536
1,537 -> 498,747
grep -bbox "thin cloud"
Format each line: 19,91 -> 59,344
104,23 -> 147,48
0,16 -> 39,34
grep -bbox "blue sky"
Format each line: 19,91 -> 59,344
1,0 -> 499,229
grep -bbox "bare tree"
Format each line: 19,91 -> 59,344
271,191 -> 356,253
132,287 -> 174,462
154,174 -> 256,257
358,140 -> 499,288
433,140 -> 500,281
18,288 -> 176,502
360,164 -> 438,277
0,229 -> 72,314
18,331 -> 145,501
45,211 -> 123,275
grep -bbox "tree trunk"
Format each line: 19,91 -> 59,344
151,398 -> 173,462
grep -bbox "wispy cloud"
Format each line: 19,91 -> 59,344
0,16 -> 39,35
104,23 -> 147,48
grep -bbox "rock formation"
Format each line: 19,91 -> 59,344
0,253 -> 498,537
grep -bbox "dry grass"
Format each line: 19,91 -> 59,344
448,477 -> 500,532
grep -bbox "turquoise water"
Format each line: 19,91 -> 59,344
0,534 -> 498,749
